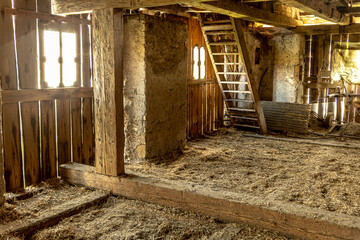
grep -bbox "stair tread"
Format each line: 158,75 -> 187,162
231,116 -> 258,121
220,81 -> 248,84
233,124 -> 260,129
217,72 -> 246,75
228,108 -> 256,112
209,42 -> 237,45
212,52 -> 239,55
224,90 -> 251,93
202,24 -> 233,31
206,31 -> 234,35
203,20 -> 232,24
226,99 -> 253,102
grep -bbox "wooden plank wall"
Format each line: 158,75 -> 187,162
187,19 -> 223,139
2,1 -> 95,192
304,34 -> 360,123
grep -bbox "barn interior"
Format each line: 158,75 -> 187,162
1,0 -> 360,239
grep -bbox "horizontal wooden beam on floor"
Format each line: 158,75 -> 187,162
2,87 -> 94,103
243,134 -> 360,149
0,191 -> 109,237
60,162 -> 360,240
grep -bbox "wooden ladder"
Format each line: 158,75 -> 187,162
199,14 -> 267,134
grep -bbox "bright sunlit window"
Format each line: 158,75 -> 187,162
193,46 -> 199,80
200,47 -> 206,79
44,30 -> 77,88
44,31 -> 60,88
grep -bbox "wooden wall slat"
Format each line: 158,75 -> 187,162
41,101 -> 57,180
1,0 -> 23,192
57,99 -> 71,166
15,0 -> 41,187
71,99 -> 82,163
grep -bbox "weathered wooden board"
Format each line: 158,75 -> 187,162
1,0 -> 22,192
15,0 -> 41,187
60,162 -> 360,240
57,99 -> 71,166
0,191 -> 109,237
261,101 -> 311,134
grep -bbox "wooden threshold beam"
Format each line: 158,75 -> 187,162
5,8 -> 91,25
60,162 -> 360,240
52,0 -> 216,14
291,24 -> 360,35
0,191 -> 109,237
280,0 -> 350,25
2,87 -> 94,103
191,0 -> 301,28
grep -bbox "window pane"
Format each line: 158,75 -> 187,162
44,31 -> 60,88
62,32 -> 77,87
193,46 -> 199,80
200,47 -> 206,79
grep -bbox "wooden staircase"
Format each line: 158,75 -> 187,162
199,14 -> 267,134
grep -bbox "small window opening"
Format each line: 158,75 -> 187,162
200,47 -> 206,79
193,46 -> 199,80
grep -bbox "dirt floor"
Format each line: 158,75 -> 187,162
0,180 -> 296,240
126,128 -> 360,217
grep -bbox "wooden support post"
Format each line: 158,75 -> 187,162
93,9 -> 124,176
233,19 -> 267,134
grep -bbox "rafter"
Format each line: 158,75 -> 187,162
52,0 -> 216,14
280,0 -> 351,25
191,0 -> 302,28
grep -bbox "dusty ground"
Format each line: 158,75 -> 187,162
126,128 -> 360,217
0,181 -> 296,240
1,179 -> 92,225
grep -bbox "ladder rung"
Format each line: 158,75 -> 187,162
212,52 -> 239,55
206,31 -> 234,35
220,81 -> 248,84
217,72 -> 246,75
233,124 -> 260,129
209,42 -> 237,46
202,24 -> 233,31
226,99 -> 253,102
228,108 -> 256,112
224,90 -> 251,94
214,63 -> 241,65
231,116 -> 258,121
203,20 -> 232,25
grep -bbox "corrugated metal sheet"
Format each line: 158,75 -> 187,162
261,101 -> 311,134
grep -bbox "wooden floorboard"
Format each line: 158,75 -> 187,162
60,162 -> 360,240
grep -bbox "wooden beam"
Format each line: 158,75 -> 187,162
243,134 -> 360,149
5,8 -> 91,25
60,162 -> 360,240
2,87 -> 94,103
0,191 -> 109,237
93,9 -> 125,176
192,0 -> 302,28
292,24 -> 360,35
52,0 -> 216,14
233,19 -> 267,134
280,0 -> 350,25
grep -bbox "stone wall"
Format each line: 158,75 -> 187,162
124,15 -> 187,162
124,15 -> 147,162
145,16 -> 187,159
271,34 -> 305,103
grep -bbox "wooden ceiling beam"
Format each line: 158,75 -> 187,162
52,0 -> 216,14
291,24 -> 360,35
191,0 -> 302,27
280,0 -> 350,25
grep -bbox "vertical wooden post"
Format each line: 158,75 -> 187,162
93,9 -> 124,176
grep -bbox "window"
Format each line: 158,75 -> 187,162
193,46 -> 206,80
43,30 -> 77,88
